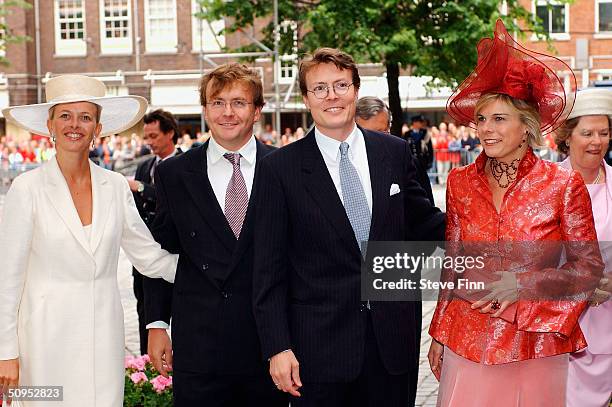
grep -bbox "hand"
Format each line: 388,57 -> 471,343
471,271 -> 518,317
589,287 -> 611,307
269,350 -> 302,397
0,358 -> 19,405
427,340 -> 444,381
127,179 -> 141,192
148,329 -> 172,378
598,276 -> 611,294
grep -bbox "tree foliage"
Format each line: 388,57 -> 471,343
0,0 -> 31,66
197,0 -> 565,134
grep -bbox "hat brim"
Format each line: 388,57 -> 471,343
1,95 -> 148,136
567,89 -> 612,120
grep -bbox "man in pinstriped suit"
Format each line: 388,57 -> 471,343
253,48 -> 445,406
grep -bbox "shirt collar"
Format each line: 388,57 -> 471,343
157,149 -> 178,162
208,135 -> 257,165
314,124 -> 361,162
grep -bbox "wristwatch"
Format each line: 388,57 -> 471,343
136,181 -> 145,193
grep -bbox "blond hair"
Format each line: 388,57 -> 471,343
474,93 -> 543,147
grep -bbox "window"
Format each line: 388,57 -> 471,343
535,3 -> 566,33
54,0 -> 86,56
597,1 -> 612,33
100,0 -> 132,54
191,0 -> 224,52
144,0 -> 177,53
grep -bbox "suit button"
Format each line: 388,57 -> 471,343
190,231 -> 196,238
202,264 -> 209,270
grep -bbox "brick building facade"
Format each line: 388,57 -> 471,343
0,0 -> 611,139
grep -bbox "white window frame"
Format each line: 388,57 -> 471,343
144,0 -> 178,53
595,0 -> 612,38
531,1 -> 570,41
99,0 -> 133,55
191,0 -> 225,53
54,0 -> 87,56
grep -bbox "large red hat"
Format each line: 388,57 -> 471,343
446,19 -> 576,134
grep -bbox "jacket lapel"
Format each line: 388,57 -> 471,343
182,143 -> 236,254
301,130 -> 361,255
90,161 -> 113,253
43,157 -> 92,257
144,156 -> 156,183
362,128 -> 392,241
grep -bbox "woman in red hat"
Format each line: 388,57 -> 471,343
427,20 -> 603,406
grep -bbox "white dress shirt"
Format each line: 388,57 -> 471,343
146,135 -> 258,330
206,135 -> 257,209
314,124 -> 373,212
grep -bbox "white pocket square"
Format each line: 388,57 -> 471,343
390,184 -> 400,196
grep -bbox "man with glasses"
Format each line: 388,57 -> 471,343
144,63 -> 286,406
253,48 -> 445,406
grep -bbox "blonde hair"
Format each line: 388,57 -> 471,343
474,93 -> 543,148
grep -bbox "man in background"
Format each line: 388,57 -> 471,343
403,114 -> 433,171
355,96 -> 391,133
355,96 -> 434,204
127,109 -> 179,355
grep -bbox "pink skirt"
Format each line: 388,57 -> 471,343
437,347 -> 569,407
567,349 -> 612,407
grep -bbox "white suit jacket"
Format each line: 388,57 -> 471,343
0,157 -> 177,406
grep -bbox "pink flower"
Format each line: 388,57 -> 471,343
124,356 -> 134,369
130,372 -> 148,384
150,375 -> 173,393
125,355 -> 146,371
141,354 -> 151,364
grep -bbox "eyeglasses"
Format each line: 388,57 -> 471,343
206,100 -> 253,111
307,81 -> 353,99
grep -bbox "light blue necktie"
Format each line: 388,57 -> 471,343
339,142 -> 371,254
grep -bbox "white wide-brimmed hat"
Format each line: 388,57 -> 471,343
1,74 -> 148,136
567,88 -> 612,120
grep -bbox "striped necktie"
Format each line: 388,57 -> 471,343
223,153 -> 249,238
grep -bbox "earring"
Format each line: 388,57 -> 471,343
518,138 -> 526,149
565,140 -> 570,147
51,133 -> 56,144
91,137 -> 96,149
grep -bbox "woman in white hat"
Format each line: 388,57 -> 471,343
556,88 -> 612,407
0,75 -> 177,406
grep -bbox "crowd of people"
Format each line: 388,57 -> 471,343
0,113 -> 566,181
0,18 -> 610,407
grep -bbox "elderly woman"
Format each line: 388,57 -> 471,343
555,88 -> 612,407
428,20 -> 603,406
0,75 -> 177,406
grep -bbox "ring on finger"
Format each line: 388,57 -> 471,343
491,299 -> 501,310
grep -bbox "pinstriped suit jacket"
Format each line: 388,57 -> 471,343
253,127 -> 445,383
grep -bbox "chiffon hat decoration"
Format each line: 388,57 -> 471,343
446,19 -> 576,134
2,74 -> 148,137
567,88 -> 612,120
